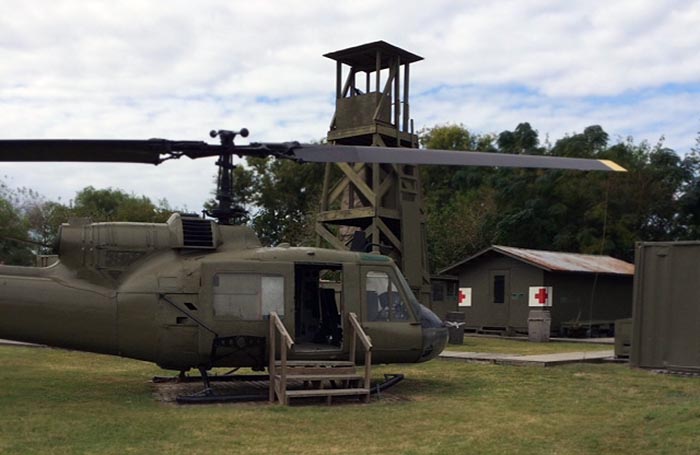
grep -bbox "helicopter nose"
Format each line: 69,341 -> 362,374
416,304 -> 449,362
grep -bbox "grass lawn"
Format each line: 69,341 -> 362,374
1,345 -> 699,454
446,336 -> 613,355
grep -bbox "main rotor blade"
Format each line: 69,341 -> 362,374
0,139 -> 217,164
292,144 -> 627,172
0,139 -> 626,172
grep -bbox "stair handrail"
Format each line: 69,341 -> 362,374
269,311 -> 294,404
348,312 -> 373,393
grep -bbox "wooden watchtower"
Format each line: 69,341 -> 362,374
315,41 -> 431,304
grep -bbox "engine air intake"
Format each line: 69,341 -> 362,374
181,218 -> 215,248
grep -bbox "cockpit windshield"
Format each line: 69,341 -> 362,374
390,265 -> 424,317
365,269 -> 420,322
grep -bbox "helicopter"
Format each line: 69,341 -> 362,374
0,128 -> 624,402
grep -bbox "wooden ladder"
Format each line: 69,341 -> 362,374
268,312 -> 373,405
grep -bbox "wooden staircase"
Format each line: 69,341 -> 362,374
269,312 -> 372,405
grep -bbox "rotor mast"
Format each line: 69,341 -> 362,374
205,128 -> 249,225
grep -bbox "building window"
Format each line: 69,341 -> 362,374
446,281 -> 458,297
493,275 -> 505,304
432,282 -> 445,302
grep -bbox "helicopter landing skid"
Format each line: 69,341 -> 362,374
152,373 -> 270,384
170,373 -> 405,405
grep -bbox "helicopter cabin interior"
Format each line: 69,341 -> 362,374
294,263 -> 344,352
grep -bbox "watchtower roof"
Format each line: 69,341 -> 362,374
324,41 -> 423,72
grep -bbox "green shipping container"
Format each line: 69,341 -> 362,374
631,241 -> 700,372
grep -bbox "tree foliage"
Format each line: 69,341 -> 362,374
245,158 -> 325,246
419,124 -> 500,269
206,158 -> 326,246
0,198 -> 34,265
70,186 -> 173,223
0,181 -> 35,265
421,123 -> 700,270
0,182 -> 174,264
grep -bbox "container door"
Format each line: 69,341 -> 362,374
663,248 -> 700,371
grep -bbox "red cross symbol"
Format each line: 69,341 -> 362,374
535,288 -> 548,304
459,289 -> 466,304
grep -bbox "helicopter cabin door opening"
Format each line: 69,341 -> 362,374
294,264 -> 343,352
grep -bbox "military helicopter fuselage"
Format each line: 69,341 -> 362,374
0,213 -> 448,371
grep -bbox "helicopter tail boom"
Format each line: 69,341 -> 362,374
0,264 -> 118,354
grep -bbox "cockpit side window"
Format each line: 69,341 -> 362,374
365,271 -> 411,322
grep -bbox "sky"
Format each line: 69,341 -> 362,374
1,0 -> 698,211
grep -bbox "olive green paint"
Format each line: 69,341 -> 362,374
0,214 -> 448,373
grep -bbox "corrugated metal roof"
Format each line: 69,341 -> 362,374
440,245 -> 634,275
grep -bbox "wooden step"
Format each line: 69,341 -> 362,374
284,388 -> 370,398
281,367 -> 356,375
274,360 -> 354,367
276,374 -> 363,381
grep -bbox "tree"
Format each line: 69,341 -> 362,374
676,129 -> 700,238
71,186 -> 172,223
22,200 -> 72,254
0,198 -> 35,265
0,180 -> 34,265
212,157 -> 326,246
419,123 -> 697,267
426,188 -> 497,270
1,184 -> 177,261
549,125 -> 609,158
419,124 -> 497,205
497,122 -> 543,154
419,123 -> 496,152
419,124 -> 499,270
248,158 -> 325,246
